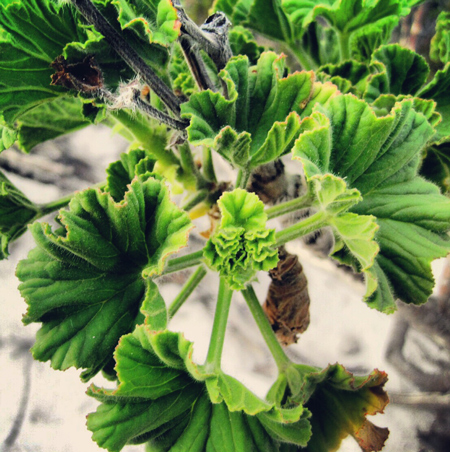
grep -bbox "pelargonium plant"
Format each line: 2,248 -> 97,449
1,0 -> 449,450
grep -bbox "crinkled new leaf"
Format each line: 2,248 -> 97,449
203,189 -> 279,290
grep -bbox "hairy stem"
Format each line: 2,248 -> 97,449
337,31 -> 351,61
179,143 -> 209,189
163,250 -> 204,275
169,265 -> 208,318
236,168 -> 250,189
274,210 -> 329,247
241,285 -> 291,372
204,278 -> 233,372
37,181 -> 107,217
181,189 -> 209,212
132,91 -> 189,131
69,0 -> 182,116
288,43 -> 318,71
111,110 -> 181,167
265,193 -> 314,220
202,147 -> 217,183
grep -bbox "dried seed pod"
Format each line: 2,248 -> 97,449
51,55 -> 103,93
263,247 -> 310,346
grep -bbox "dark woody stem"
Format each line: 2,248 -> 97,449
132,90 -> 189,132
69,0 -> 182,117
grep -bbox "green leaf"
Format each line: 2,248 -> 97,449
14,97 -> 92,152
105,148 -> 156,202
292,95 -> 450,312
87,321 -> 311,452
271,363 -> 389,452
181,52 -> 333,171
111,0 -> 181,47
351,16 -> 398,62
284,0 -> 403,36
371,44 -> 430,96
0,121 -> 17,152
417,63 -> 450,144
229,26 -> 264,65
168,43 -> 197,97
292,113 -> 380,287
430,11 -> 450,64
0,0 -> 87,125
0,170 -> 40,259
17,173 -> 192,379
203,189 -> 278,290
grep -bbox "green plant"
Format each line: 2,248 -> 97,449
1,0 -> 450,450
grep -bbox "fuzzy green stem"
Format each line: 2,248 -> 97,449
241,285 -> 291,372
202,146 -> 217,183
37,182 -> 107,217
204,278 -> 233,372
236,168 -> 250,189
181,189 -> 209,211
168,265 -> 207,318
337,31 -> 351,61
163,250 -> 204,275
111,110 -> 180,167
179,143 -> 209,189
274,210 -> 329,247
288,43 -> 318,71
265,192 -> 314,220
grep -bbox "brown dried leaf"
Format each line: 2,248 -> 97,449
263,247 -> 310,345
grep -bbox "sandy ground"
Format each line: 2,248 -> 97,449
0,126 -> 445,451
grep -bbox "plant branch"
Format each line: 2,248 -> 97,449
168,265 -> 208,318
173,0 -> 232,71
241,285 -> 291,372
265,192 -> 314,220
274,210 -> 329,247
179,35 -> 217,91
132,90 -> 189,131
204,278 -> 233,372
69,0 -> 182,116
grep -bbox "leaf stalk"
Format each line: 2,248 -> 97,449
265,192 -> 314,219
163,250 -> 204,275
204,278 -> 233,372
168,265 -> 207,318
274,210 -> 329,247
241,285 -> 291,372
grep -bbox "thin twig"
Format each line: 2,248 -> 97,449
132,90 -> 189,132
179,35 -> 217,91
69,0 -> 182,116
173,0 -> 232,71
